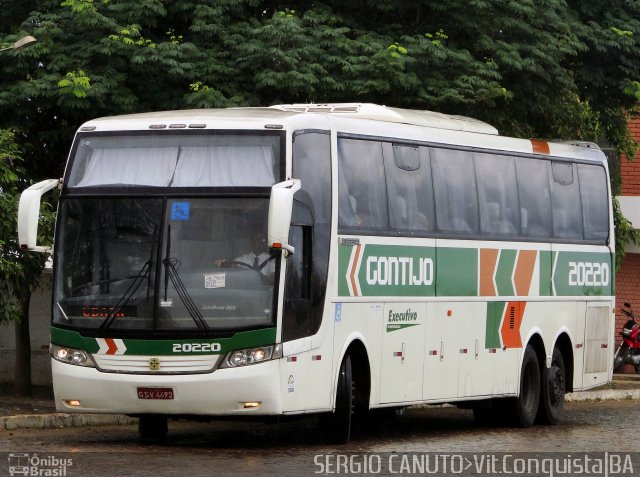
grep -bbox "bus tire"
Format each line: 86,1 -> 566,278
509,345 -> 540,428
537,347 -> 565,425
322,353 -> 354,443
138,415 -> 168,442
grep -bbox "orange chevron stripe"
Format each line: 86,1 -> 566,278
105,338 -> 118,355
501,301 -> 525,348
480,248 -> 499,296
514,250 -> 537,296
349,245 -> 362,296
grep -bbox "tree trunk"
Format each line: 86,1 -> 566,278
14,293 -> 32,397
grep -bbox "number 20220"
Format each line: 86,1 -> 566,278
172,343 -> 221,353
568,261 -> 609,287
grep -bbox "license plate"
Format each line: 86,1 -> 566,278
137,387 -> 174,400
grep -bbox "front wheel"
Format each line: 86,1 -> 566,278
613,344 -> 629,371
537,347 -> 565,425
321,354 -> 355,443
508,345 -> 540,428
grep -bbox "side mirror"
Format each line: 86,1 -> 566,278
17,178 -> 60,253
268,179 -> 301,256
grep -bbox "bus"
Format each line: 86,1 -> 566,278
18,103 -> 615,442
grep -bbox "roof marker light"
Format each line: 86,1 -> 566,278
149,124 -> 167,129
264,124 -> 283,129
169,124 -> 187,129
189,124 -> 206,129
80,126 -> 96,131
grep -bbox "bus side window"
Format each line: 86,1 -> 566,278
292,132 -> 331,339
550,162 -> 583,240
282,224 -> 312,341
431,148 -> 479,234
384,144 -> 435,234
515,158 -> 552,239
338,138 -> 388,230
475,153 -> 520,237
578,164 -> 608,243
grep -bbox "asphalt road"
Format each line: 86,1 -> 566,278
2,400 -> 639,477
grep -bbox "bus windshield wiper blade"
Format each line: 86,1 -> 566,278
162,224 -> 209,331
163,257 -> 209,330
99,260 -> 151,330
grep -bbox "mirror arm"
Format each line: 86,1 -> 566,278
17,178 -> 61,253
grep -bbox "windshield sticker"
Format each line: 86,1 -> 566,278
170,202 -> 190,221
204,273 -> 226,289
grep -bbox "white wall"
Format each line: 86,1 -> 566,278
0,271 -> 53,386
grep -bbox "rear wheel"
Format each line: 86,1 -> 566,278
138,415 -> 168,443
537,347 -> 565,425
508,345 -> 540,427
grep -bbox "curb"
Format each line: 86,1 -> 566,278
0,413 -> 137,432
565,388 -> 640,402
2,389 -> 639,431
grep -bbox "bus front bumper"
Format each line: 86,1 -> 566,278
51,358 -> 283,416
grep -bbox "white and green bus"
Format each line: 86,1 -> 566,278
18,104 -> 614,442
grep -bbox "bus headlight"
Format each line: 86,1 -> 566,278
51,345 -> 94,367
220,344 -> 282,368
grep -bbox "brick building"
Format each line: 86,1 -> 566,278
616,117 -> 640,335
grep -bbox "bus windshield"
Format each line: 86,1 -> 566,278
54,197 -> 277,333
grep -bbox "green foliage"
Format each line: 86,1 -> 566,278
613,197 -> 640,273
0,130 -> 55,324
0,0 -> 639,268
57,69 -> 91,98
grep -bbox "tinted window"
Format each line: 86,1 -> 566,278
475,153 -> 520,236
293,133 -> 331,224
578,164 -> 609,242
292,132 -> 331,339
550,162 -> 583,239
385,144 -> 435,233
431,148 -> 479,234
338,139 -> 388,230
515,158 -> 552,238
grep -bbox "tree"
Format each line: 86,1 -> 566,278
0,1 -> 637,172
0,1 -> 639,390
0,130 -> 55,395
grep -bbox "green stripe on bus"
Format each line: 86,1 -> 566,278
51,326 -> 277,355
539,250 -> 553,296
338,244 -> 353,297
435,247 -> 477,296
495,249 -> 517,296
485,302 -> 506,349
552,251 -> 612,296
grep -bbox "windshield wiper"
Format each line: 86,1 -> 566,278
100,226 -> 157,330
162,224 -> 209,331
100,260 -> 151,330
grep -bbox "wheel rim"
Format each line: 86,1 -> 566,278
548,362 -> 564,407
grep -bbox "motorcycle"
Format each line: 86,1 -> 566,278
613,302 -> 640,373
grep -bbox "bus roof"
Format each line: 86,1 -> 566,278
269,103 -> 499,135
77,103 -> 604,163
80,103 -> 498,135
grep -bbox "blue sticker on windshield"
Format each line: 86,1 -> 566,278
171,202 -> 190,221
